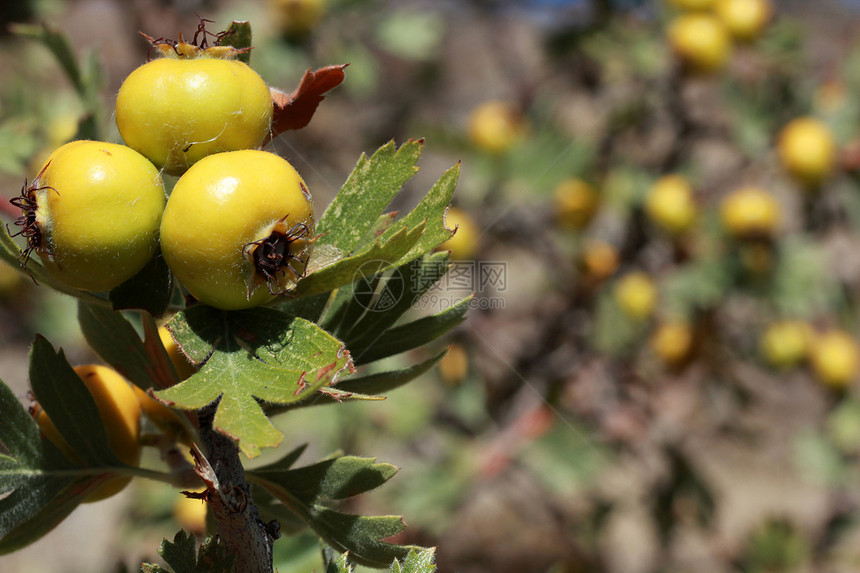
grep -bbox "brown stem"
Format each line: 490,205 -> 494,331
196,403 -> 277,573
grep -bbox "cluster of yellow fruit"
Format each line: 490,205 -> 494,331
33,327 -> 197,503
665,0 -> 773,73
761,322 -> 860,389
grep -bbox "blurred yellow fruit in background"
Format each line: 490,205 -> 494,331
36,365 -> 141,503
810,330 -> 860,389
580,240 -> 620,283
615,272 -> 658,321
778,117 -> 836,187
645,174 -> 697,234
651,320 -> 694,366
174,491 -> 207,535
715,0 -> 773,41
667,14 -> 732,73
271,0 -> 326,38
554,178 -> 599,230
760,320 -> 810,369
438,207 -> 480,260
467,100 -> 527,154
439,344 -> 469,386
720,186 -> 781,238
667,0 -> 718,11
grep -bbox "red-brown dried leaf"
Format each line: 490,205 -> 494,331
268,64 -> 348,140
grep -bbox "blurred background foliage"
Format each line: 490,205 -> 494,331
6,0 -> 860,572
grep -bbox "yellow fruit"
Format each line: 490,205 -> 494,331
651,321 -> 694,365
667,0 -> 717,10
36,365 -> 141,502
719,186 -> 780,238
580,240 -> 619,283
615,272 -> 658,321
644,174 -> 697,234
160,150 -> 315,310
760,320 -> 810,369
778,117 -> 836,187
174,490 -> 208,534
553,178 -> 599,230
667,14 -> 732,74
467,101 -> 527,154
715,0 -> 772,41
810,330 -> 860,389
271,0 -> 327,38
438,343 -> 469,386
438,207 -> 480,260
158,325 -> 198,381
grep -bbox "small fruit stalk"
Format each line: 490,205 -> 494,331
115,23 -> 273,175
160,150 -> 315,310
11,140 -> 166,292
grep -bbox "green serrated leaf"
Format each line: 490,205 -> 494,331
317,140 -> 423,255
325,550 -> 353,573
149,530 -> 234,573
389,548 -> 436,573
221,21 -> 253,65
250,451 -> 422,567
29,336 -> 121,467
354,296 -> 471,365
384,164 -> 459,265
156,307 -> 353,457
249,455 -> 398,504
108,251 -> 173,317
274,351 -> 445,413
0,378 -> 106,554
337,253 -> 451,351
295,222 -> 426,298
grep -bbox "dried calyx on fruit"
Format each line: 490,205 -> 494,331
160,150 -> 316,310
115,20 -> 273,175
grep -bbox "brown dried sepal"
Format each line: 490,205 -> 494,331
267,64 -> 348,140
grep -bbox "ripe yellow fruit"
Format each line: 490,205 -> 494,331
438,343 -> 469,386
467,101 -> 527,154
760,320 -> 810,369
615,272 -> 658,321
174,491 -> 208,534
651,321 -> 694,366
644,174 -> 697,234
719,186 -> 780,238
715,0 -> 772,41
810,330 -> 860,389
438,207 -> 480,260
667,0 -> 717,10
553,178 -> 599,230
580,240 -> 619,283
115,44 -> 273,175
667,14 -> 732,74
160,150 -> 315,310
19,140 -> 166,292
778,117 -> 836,187
36,365 -> 141,502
